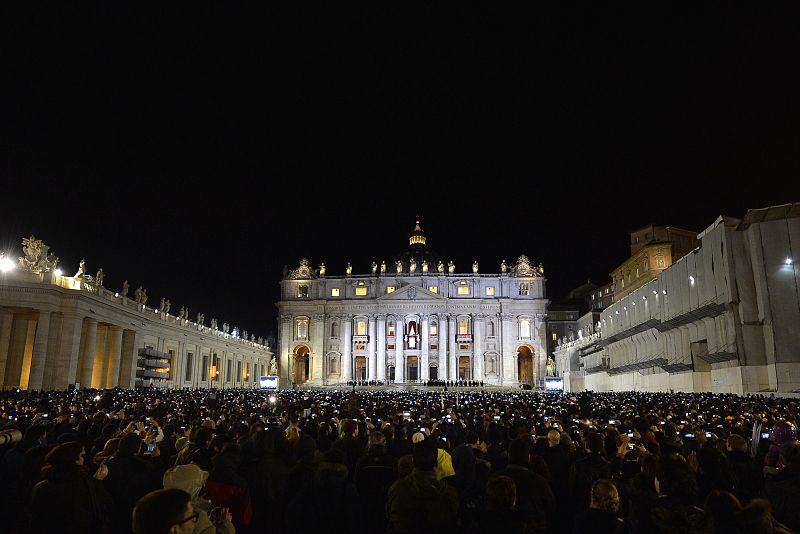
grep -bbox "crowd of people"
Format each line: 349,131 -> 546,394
1,386 -> 799,533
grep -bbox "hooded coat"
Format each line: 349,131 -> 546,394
386,468 -> 460,534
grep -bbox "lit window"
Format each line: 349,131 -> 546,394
486,287 -> 495,296
518,283 -> 529,296
591,294 -> 596,300
552,332 -> 557,341
355,287 -> 367,296
331,288 -> 340,297
428,286 -> 437,293
296,318 -> 309,340
387,322 -> 395,337
459,319 -> 470,335
356,320 -> 367,336
430,322 -> 438,336
386,286 -> 395,294
298,285 -> 309,298
457,286 -> 469,295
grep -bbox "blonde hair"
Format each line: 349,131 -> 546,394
590,479 -> 620,512
285,426 -> 301,444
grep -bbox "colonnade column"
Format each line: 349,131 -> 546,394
79,318 -> 98,388
421,315 -> 429,381
448,315 -> 457,380
27,310 -> 52,390
395,318 -> 405,382
473,314 -> 483,382
90,324 -> 108,388
368,315 -> 377,381
438,314 -> 448,381
14,316 -> 35,389
0,308 -> 13,387
105,326 -> 124,388
376,315 -> 386,381
342,315 -> 353,383
55,313 -> 83,390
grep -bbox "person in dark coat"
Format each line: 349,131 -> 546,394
648,453 -> 708,534
386,437 -> 460,534
466,474 -> 528,534
572,479 -> 625,534
541,429 -> 572,533
442,443 -> 487,531
764,442 -> 800,533
496,438 -> 556,534
287,447 -> 363,533
205,442 -> 253,532
29,441 -> 113,533
354,430 -> 398,534
725,434 -> 764,505
330,419 -> 365,481
568,432 -> 611,512
103,432 -> 164,534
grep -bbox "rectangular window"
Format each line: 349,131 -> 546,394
331,288 -> 340,297
237,361 -> 242,381
387,344 -> 395,350
355,287 -> 367,296
298,285 -> 309,298
355,344 -> 365,350
430,323 -> 438,336
386,286 -> 395,294
185,353 -> 193,381
485,287 -> 495,296
227,360 -> 232,380
245,363 -> 250,381
460,344 -> 470,350
430,344 -> 438,350
201,354 -> 209,381
519,283 -> 529,296
552,332 -> 558,341
457,286 -> 469,295
428,286 -> 437,294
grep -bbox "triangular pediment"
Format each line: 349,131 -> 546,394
377,284 -> 446,301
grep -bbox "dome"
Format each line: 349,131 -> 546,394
392,216 -> 443,274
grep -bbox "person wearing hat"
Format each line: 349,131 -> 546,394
163,463 -> 234,534
411,431 -> 455,480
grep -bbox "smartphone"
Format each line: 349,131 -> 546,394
144,442 -> 156,455
494,415 -> 500,421
627,432 -> 634,438
551,422 -> 559,428
608,420 -> 616,425
685,433 -> 695,439
761,432 -> 770,439
627,444 -> 635,450
705,432 -> 712,438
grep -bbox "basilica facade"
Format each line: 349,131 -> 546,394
276,219 -> 549,387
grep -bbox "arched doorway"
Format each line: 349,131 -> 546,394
458,356 -> 471,380
407,356 -> 418,381
293,345 -> 310,383
517,345 -> 534,383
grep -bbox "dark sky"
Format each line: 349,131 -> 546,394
2,4 -> 799,341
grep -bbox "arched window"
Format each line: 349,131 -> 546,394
387,320 -> 395,337
430,321 -> 438,337
330,321 -> 339,338
407,320 -> 418,349
459,318 -> 470,335
487,320 -> 495,337
356,319 -> 367,336
296,317 -> 309,340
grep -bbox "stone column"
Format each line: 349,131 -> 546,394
17,316 -> 37,389
27,310 -> 52,390
118,329 -> 139,389
501,313 -> 515,382
0,308 -> 13,387
421,315 -> 430,381
438,314 -> 448,381
91,324 -> 108,389
376,314 -> 386,381
42,313 -> 63,390
448,315 -> 457,380
279,314 -> 292,387
342,315 -> 353,383
395,318 -> 405,382
105,326 -> 124,388
368,315 -> 377,381
312,314 -> 325,383
79,318 -> 98,388
473,314 -> 483,381
55,313 -> 84,390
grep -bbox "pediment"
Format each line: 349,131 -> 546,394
378,284 -> 446,301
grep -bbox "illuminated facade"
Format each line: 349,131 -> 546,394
555,204 -> 800,394
276,219 -> 549,387
0,237 -> 272,390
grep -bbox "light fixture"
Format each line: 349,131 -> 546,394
269,395 -> 277,404
689,276 -> 695,284
653,290 -> 658,295
615,310 -> 620,315
662,290 -> 667,295
623,306 -> 627,310
54,269 -> 63,276
786,258 -> 793,265
632,301 -> 636,305
0,255 -> 14,273
642,295 -> 647,300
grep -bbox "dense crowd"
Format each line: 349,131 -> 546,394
1,386 -> 799,534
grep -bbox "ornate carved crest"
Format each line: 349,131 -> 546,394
512,255 -> 541,277
286,258 -> 316,280
408,287 -> 417,300
18,235 -> 59,274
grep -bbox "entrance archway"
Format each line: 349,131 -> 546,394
458,356 -> 471,380
517,345 -> 534,383
355,356 -> 367,381
292,345 -> 310,383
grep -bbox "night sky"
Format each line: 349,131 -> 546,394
2,5 -> 799,342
